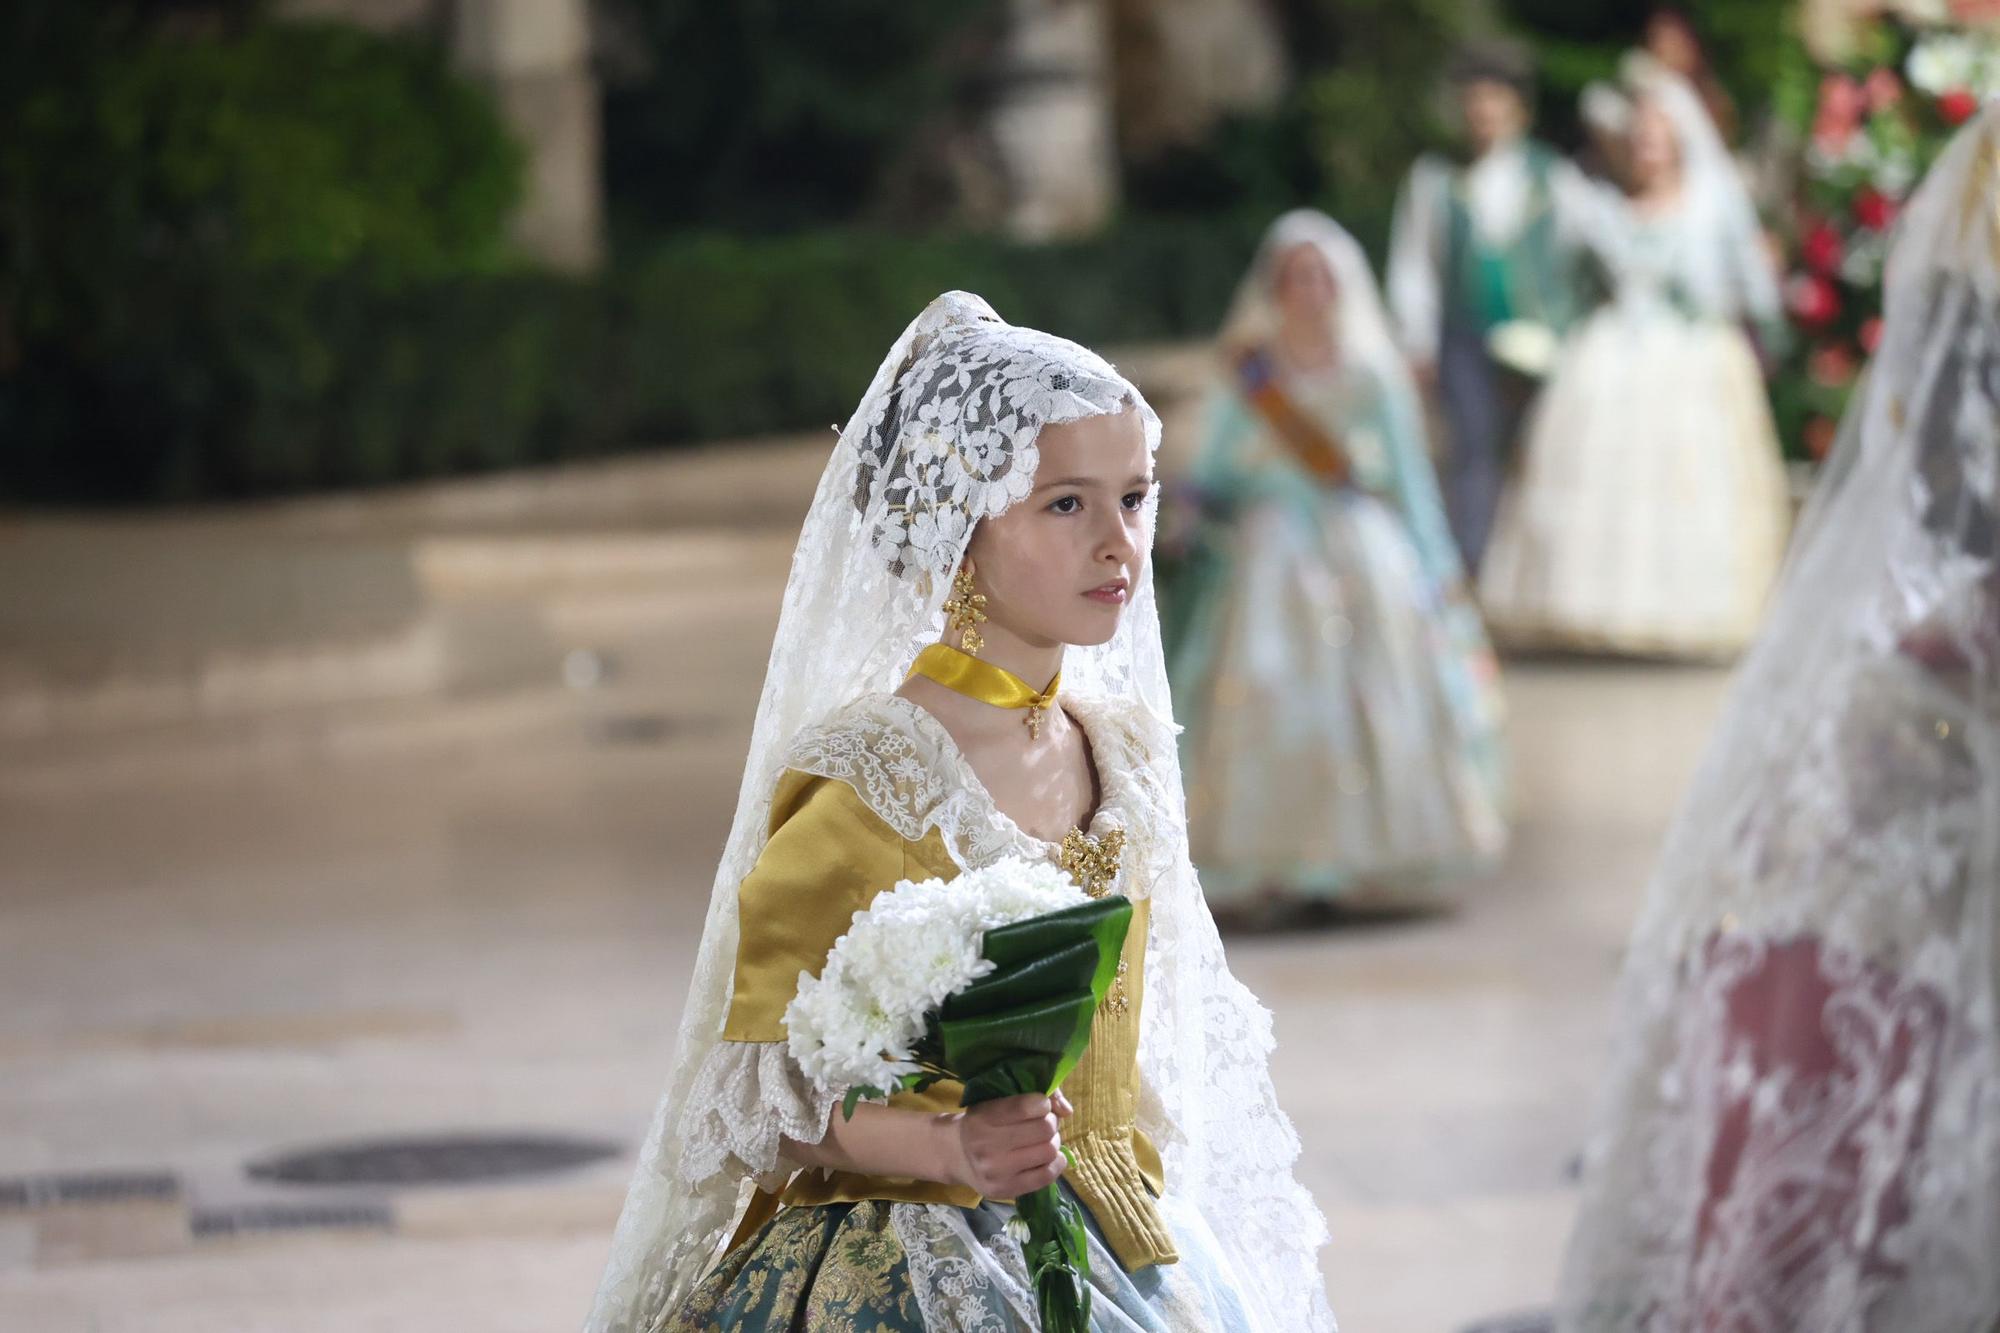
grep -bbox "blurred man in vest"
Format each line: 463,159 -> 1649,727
1388,40 -> 1595,573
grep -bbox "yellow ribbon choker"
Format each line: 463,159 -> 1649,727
907,643 -> 1061,738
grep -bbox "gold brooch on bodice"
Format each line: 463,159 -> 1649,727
1058,827 -> 1124,897
1059,827 -> 1130,1014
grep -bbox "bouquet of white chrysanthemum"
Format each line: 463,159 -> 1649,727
784,855 -> 1133,1333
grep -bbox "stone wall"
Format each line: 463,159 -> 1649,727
1108,0 -> 1287,161
271,0 -> 1295,251
981,0 -> 1290,239
449,0 -> 601,271
983,0 -> 1121,240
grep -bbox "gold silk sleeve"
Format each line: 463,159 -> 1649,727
723,769 -> 931,1041
717,768 -> 979,1223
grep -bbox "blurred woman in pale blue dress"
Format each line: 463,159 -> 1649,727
1165,210 -> 1506,918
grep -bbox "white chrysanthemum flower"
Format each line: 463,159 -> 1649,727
1908,34 -> 1976,95
972,875 -> 1085,929
846,899 -> 991,1017
783,857 -> 1095,1097
787,958 -> 922,1091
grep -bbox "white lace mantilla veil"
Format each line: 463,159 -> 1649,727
1592,53 -> 1782,323
1630,54 -> 1748,239
586,291 -> 1333,1332
1217,208 -> 1422,411
1557,107 -> 2000,1331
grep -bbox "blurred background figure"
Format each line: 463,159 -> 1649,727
1165,210 -> 1505,924
1643,7 -> 1742,142
1479,56 -> 1791,659
1387,39 -> 1593,576
1559,103 -> 2000,1331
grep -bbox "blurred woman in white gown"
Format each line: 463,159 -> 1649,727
1559,105 -> 2000,1332
1480,58 -> 1791,657
1166,211 -> 1506,918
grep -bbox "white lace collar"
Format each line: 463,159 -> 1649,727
781,689 -> 1159,899
892,691 -> 1135,844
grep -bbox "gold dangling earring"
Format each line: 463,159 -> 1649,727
944,566 -> 987,655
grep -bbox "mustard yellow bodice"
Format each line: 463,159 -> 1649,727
722,767 -> 1177,1271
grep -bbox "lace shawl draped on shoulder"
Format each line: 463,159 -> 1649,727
781,692 -> 1178,902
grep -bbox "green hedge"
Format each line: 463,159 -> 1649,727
1,11 -> 531,501
2,217 -> 1269,503
0,7 -> 1389,504
615,220 -> 1267,446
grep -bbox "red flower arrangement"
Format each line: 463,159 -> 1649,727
1809,342 -> 1860,387
1853,186 -> 1899,229
1772,20 -> 1997,462
1801,221 -> 1845,273
1787,273 -> 1842,328
1938,88 -> 1982,122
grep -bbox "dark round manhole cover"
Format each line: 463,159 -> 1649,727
247,1133 -> 620,1187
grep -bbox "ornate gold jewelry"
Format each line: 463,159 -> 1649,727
1057,827 -> 1125,898
906,643 -> 1059,738
1059,827 -> 1131,1014
943,568 -> 988,655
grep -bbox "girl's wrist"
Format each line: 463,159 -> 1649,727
923,1111 -> 971,1189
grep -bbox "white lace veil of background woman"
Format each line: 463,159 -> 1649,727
1558,108 -> 2000,1327
1219,208 -> 1422,413
1212,209 -> 1477,618
1625,53 -> 1739,215
1620,52 -> 1781,323
587,292 -> 1332,1332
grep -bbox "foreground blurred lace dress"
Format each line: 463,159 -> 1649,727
1165,211 -> 1506,915
1559,107 -> 2000,1332
1479,59 -> 1792,657
585,292 -> 1333,1332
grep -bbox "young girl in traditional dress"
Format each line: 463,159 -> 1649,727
1168,210 -> 1506,918
586,292 -> 1333,1332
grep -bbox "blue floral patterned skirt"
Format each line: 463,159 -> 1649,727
663,1187 -> 1260,1332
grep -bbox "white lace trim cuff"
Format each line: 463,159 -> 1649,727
675,1040 -> 839,1192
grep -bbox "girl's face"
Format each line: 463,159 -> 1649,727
1630,97 -> 1682,187
964,407 -> 1152,651
1273,243 -> 1338,326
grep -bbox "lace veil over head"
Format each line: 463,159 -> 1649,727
1583,53 -> 1782,326
1219,208 -> 1421,409
1624,54 -> 1744,228
588,292 -> 1332,1331
1558,107 -> 2000,1328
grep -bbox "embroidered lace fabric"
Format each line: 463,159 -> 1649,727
586,292 -> 1333,1333
1558,110 -> 2000,1333
892,1188 -> 1257,1331
674,1041 -> 842,1194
